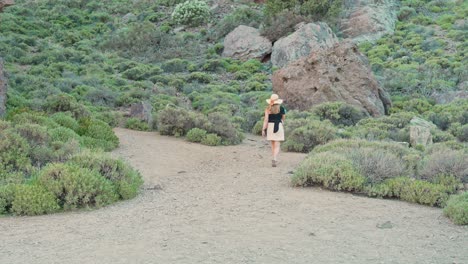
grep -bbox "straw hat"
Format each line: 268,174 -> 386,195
266,94 -> 283,105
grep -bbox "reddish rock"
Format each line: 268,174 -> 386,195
0,0 -> 14,12
222,25 -> 272,61
130,101 -> 153,125
339,0 -> 398,43
271,22 -> 338,68
272,41 -> 391,116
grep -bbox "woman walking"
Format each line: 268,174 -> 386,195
262,94 -> 286,167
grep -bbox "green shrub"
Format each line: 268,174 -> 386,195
292,152 -> 366,192
43,94 -> 90,119
444,192 -> 468,225
419,149 -> 468,183
186,128 -> 207,143
0,131 -> 32,184
48,127 -> 81,143
11,184 -> 59,216
456,124 -> 468,142
312,102 -> 367,126
13,123 -> 49,146
158,106 -> 196,136
188,72 -> 213,83
171,0 -> 210,27
10,112 -> 60,129
283,119 -> 337,152
161,58 -> 189,72
0,184 -> 17,214
367,176 -> 452,207
207,112 -> 244,145
78,118 -> 119,151
398,6 -> 416,21
214,6 -> 263,39
125,118 -> 150,131
30,140 -> 80,166
397,178 -> 450,206
348,148 -> 407,184
38,163 -> 118,209
201,133 -> 222,146
122,65 -> 162,81
51,112 -> 80,132
69,151 -> 143,200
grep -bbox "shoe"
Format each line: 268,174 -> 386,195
272,160 -> 277,167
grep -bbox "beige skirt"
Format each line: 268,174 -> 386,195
266,122 -> 284,141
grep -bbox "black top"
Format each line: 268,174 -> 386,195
268,106 -> 286,133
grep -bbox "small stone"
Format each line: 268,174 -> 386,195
377,221 -> 394,229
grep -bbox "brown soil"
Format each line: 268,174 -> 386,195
1,128 -> 467,264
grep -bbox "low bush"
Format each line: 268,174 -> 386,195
51,112 -> 80,132
78,118 -> 119,151
214,6 -> 263,39
444,192 -> 468,225
171,0 -> 210,27
186,128 -> 207,143
188,72 -> 213,83
348,148 -> 407,184
207,112 -> 244,145
312,102 -> 367,127
419,148 -> 468,183
43,94 -> 90,119
283,119 -> 337,152
161,58 -> 189,73
69,151 -> 143,200
11,184 -> 59,216
125,118 -> 150,131
13,123 -> 48,146
292,152 -> 366,192
38,163 -> 118,209
0,131 -> 32,184
201,133 -> 222,146
0,184 -> 17,214
366,177 -> 453,207
158,106 -> 195,137
48,127 -> 81,143
9,112 -> 60,129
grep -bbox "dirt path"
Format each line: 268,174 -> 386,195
1,128 -> 467,264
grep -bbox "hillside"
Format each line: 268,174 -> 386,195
0,0 -> 467,223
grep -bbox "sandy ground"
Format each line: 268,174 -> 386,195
1,128 -> 467,264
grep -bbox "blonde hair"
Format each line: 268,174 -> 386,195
267,104 -> 280,114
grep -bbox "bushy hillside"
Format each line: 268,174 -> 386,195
0,0 -> 467,222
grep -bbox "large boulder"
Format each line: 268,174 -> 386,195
339,0 -> 398,43
222,25 -> 272,61
271,22 -> 338,68
409,117 -> 435,147
272,41 -> 391,116
130,101 -> 153,126
0,58 -> 7,117
0,0 -> 14,12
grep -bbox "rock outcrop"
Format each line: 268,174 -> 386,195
272,41 -> 391,116
130,101 -> 153,126
271,22 -> 338,68
339,0 -> 398,43
0,58 -> 7,117
222,25 -> 272,61
409,117 -> 435,147
431,91 -> 468,104
0,0 -> 14,12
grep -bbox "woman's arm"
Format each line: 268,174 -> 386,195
262,110 -> 268,137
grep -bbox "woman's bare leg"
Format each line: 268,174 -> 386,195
270,141 -> 276,159
273,141 -> 280,161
